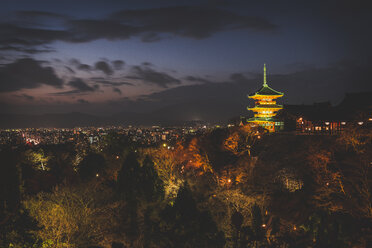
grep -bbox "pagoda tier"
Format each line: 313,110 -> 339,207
248,104 -> 283,111
246,64 -> 284,132
249,86 -> 283,98
247,117 -> 280,122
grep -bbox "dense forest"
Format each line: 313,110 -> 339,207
1,124 -> 371,248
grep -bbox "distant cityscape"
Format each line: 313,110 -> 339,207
0,125 -> 213,147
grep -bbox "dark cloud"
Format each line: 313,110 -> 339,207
113,87 -> 122,95
140,32 -> 162,42
128,65 -> 181,88
94,80 -> 133,87
0,45 -> 55,54
94,61 -> 113,75
78,64 -> 92,71
69,58 -> 80,66
65,19 -> 135,42
112,60 -> 125,70
111,6 -> 277,40
77,99 -> 89,104
50,78 -> 99,95
142,62 -> 153,67
68,78 -> 99,92
70,59 -> 121,74
69,58 -> 92,71
185,76 -> 212,84
0,7 -> 277,52
14,94 -> 35,101
0,22 -> 68,47
0,58 -> 63,92
65,66 -> 75,74
16,10 -> 68,20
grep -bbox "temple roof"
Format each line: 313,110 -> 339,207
248,86 -> 284,97
248,104 -> 283,110
248,64 -> 283,97
246,117 -> 280,122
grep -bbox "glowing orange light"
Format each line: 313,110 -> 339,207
227,179 -> 231,183
262,224 -> 266,228
116,155 -> 119,159
257,136 -> 261,139
293,226 -> 297,230
96,173 -> 99,177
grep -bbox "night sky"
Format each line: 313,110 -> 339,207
1,0 -> 371,122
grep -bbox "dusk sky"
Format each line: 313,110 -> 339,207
1,0 -> 371,120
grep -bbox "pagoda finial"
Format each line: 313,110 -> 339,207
263,63 -> 268,87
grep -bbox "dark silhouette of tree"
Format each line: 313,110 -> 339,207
231,210 -> 244,248
117,152 -> 164,202
0,148 -> 39,247
159,183 -> 225,248
117,152 -> 165,246
0,148 -> 21,221
117,152 -> 141,201
78,153 -> 106,180
102,132 -> 133,155
48,144 -> 77,184
251,203 -> 265,242
301,211 -> 354,248
141,156 -> 164,202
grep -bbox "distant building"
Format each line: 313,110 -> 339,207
282,92 -> 372,133
247,64 -> 284,132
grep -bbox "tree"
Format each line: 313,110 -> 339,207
0,148 -> 41,248
231,211 -> 244,248
116,152 -> 165,246
24,184 -> 116,248
144,147 -> 183,199
141,156 -> 164,202
117,152 -> 142,201
24,149 -> 50,171
250,203 -> 264,242
159,183 -> 225,248
223,126 -> 258,157
78,153 -> 106,181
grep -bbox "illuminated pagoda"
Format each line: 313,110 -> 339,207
247,64 -> 284,132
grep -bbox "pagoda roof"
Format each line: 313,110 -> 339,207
249,85 -> 283,97
248,104 -> 283,109
246,117 -> 280,122
248,64 -> 283,97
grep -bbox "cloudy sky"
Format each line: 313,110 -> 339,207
0,0 -> 371,119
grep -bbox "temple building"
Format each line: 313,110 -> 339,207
247,64 -> 284,132
283,92 -> 372,133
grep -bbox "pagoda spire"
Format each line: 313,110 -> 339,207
263,63 -> 268,87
